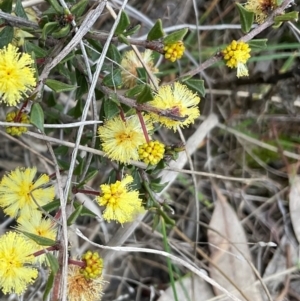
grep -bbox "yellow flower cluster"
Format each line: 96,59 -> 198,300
81,251 -> 103,280
138,140 -> 165,165
121,50 -> 159,88
96,175 -> 143,224
164,41 -> 185,62
98,115 -> 153,164
222,40 -> 251,78
149,82 -> 200,131
0,167 -> 55,219
0,44 -> 36,106
5,111 -> 30,136
245,0 -> 277,24
0,231 -> 38,295
68,265 -> 105,301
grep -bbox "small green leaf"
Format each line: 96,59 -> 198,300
183,79 -> 206,97
236,3 -> 254,33
118,34 -> 130,45
21,231 -> 57,246
248,39 -> 268,50
102,69 -> 122,87
0,26 -> 14,48
45,79 -> 77,93
14,0 -> 28,19
136,84 -> 154,104
150,182 -> 167,193
76,169 -> 98,188
75,70 -> 88,99
103,98 -> 120,119
124,24 -> 141,36
74,201 -> 97,217
115,10 -> 130,35
125,85 -> 145,98
44,0 -> 63,14
46,254 -> 59,274
163,28 -> 188,45
24,41 -> 48,58
67,205 -> 83,226
30,103 -> 44,132
43,271 -> 55,301
42,199 -> 61,212
147,19 -> 164,41
106,44 -> 121,64
73,157 -> 84,176
54,145 -> 69,156
42,21 -> 60,40
274,11 -> 298,22
0,0 -> 12,13
70,0 -> 88,18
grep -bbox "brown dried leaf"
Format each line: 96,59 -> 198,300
289,175 -> 300,243
207,185 -> 263,301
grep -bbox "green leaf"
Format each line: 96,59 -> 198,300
42,199 -> 61,212
73,157 -> 84,176
74,201 -> 97,217
70,0 -> 88,18
44,0 -> 63,14
21,231 -> 57,246
14,0 -> 28,19
42,21 -> 60,40
163,28 -> 188,45
45,79 -> 77,93
67,205 -> 83,226
248,39 -> 268,50
46,253 -> 59,274
136,84 -> 154,104
68,98 -> 83,118
103,98 -> 120,119
236,3 -> 254,33
75,69 -> 88,99
136,67 -> 147,84
0,0 -> 12,13
30,103 -> 44,132
183,79 -> 206,97
24,41 -> 48,58
43,271 -> 55,301
54,145 -> 69,156
123,24 -> 141,37
125,84 -> 145,98
118,34 -> 130,45
0,26 -> 14,48
274,11 -> 299,22
150,182 -> 166,193
115,10 -> 130,35
147,19 -> 164,41
106,44 -> 121,64
102,69 -> 122,87
76,169 -> 98,188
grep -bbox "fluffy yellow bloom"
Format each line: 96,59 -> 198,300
5,110 -> 30,136
245,0 -> 277,24
164,41 -> 185,62
0,231 -> 38,295
67,265 -> 105,301
121,49 -> 159,88
222,40 -> 251,78
138,140 -> 165,165
98,114 -> 153,164
17,214 -> 57,264
149,82 -> 200,131
0,44 -> 36,106
0,167 -> 55,219
96,175 -> 143,223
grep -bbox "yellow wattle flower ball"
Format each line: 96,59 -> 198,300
80,251 -> 103,280
5,111 -> 30,136
138,140 -> 165,165
0,44 -> 36,106
164,41 -> 185,62
222,40 -> 251,78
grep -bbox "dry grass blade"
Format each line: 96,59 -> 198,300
289,175 -> 300,243
208,184 -> 264,301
